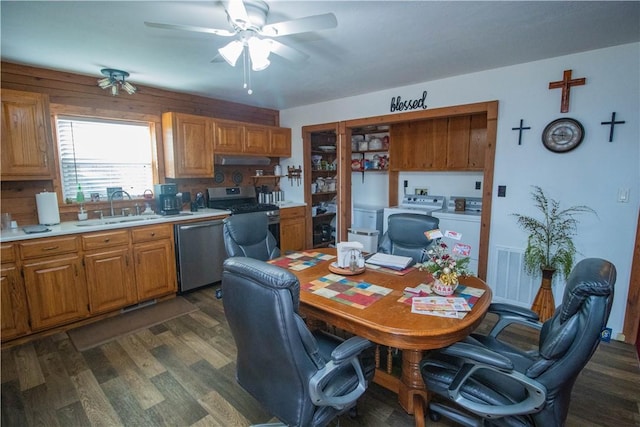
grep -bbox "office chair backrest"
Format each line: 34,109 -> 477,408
528,258 -> 615,424
223,212 -> 280,261
378,213 -> 439,264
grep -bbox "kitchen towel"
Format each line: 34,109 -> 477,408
36,191 -> 60,225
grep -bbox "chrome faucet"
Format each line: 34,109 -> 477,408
108,190 -> 132,217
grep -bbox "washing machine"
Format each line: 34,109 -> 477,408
431,196 -> 482,274
382,195 -> 445,233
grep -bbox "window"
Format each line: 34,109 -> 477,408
56,116 -> 154,202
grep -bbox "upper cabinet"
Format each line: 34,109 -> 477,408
389,113 -> 487,171
162,112 -> 215,178
162,112 -> 291,178
1,89 -> 55,180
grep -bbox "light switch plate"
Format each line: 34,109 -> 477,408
617,188 -> 630,203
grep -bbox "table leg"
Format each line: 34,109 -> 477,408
398,349 -> 429,427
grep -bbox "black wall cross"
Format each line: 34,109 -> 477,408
511,119 -> 531,145
601,112 -> 625,142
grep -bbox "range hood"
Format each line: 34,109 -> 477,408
214,155 -> 271,166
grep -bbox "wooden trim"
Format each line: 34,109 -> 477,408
623,210 -> 640,344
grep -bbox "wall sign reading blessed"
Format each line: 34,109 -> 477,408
390,90 -> 428,112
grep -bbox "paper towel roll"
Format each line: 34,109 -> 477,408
36,192 -> 60,225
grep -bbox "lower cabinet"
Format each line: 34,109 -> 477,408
22,254 -> 89,331
280,206 -> 306,252
83,230 -> 136,314
131,224 -> 177,301
1,244 -> 30,340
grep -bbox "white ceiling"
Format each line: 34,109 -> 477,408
2,1 -> 639,111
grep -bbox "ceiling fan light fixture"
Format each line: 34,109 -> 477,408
97,68 -> 136,96
248,37 -> 271,71
219,40 -> 245,66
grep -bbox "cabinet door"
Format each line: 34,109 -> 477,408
85,247 -> 136,314
23,255 -> 89,331
244,125 -> 270,155
133,239 -> 177,301
270,127 -> 292,157
280,207 -> 306,252
163,113 -> 214,178
467,113 -> 487,169
1,89 -> 54,180
214,120 -> 245,154
1,263 -> 30,340
446,116 -> 472,169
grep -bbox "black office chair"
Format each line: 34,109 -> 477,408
378,213 -> 440,264
420,257 -> 616,427
222,257 -> 376,427
223,212 -> 280,261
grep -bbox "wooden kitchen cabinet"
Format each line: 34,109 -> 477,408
213,119 -> 245,154
390,113 -> 487,171
162,112 -> 215,178
1,244 -> 30,340
270,127 -> 292,157
1,89 -> 55,180
244,124 -> 270,155
280,206 -> 306,252
82,230 -> 136,314
215,120 -> 291,156
131,224 -> 177,301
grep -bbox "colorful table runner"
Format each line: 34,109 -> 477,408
268,251 -> 335,271
302,273 -> 392,309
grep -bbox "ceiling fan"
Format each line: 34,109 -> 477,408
145,0 -> 337,76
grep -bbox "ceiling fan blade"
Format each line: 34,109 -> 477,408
144,21 -> 235,37
224,0 -> 250,28
261,13 -> 337,37
269,40 -> 309,63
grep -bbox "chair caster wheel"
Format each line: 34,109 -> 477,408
215,289 -> 223,299
428,411 -> 441,422
348,406 -> 358,419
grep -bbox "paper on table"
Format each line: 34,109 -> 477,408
366,253 -> 413,270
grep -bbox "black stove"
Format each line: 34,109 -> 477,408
207,186 -> 279,216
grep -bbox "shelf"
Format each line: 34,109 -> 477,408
312,191 -> 337,196
313,240 -> 335,249
312,212 -> 336,220
352,149 -> 389,154
251,175 -> 283,186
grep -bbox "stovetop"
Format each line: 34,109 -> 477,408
207,186 -> 279,214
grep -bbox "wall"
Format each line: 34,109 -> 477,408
279,43 -> 640,336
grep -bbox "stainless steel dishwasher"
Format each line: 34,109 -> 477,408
175,219 -> 226,293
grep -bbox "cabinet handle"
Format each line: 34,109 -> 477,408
150,232 -> 156,237
104,238 -> 110,242
42,246 -> 59,251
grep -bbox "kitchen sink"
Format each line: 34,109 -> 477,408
75,215 -> 162,227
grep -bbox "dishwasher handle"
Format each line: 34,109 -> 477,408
177,220 -> 224,231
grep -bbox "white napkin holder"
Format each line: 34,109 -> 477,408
336,241 -> 364,268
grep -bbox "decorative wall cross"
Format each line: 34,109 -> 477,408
511,119 -> 531,145
601,112 -> 625,142
548,69 -> 586,113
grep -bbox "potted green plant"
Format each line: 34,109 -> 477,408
512,186 -> 595,320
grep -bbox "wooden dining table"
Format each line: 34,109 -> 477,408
283,248 -> 492,427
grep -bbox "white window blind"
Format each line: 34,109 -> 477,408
56,117 -> 154,202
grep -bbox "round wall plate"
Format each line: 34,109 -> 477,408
541,118 -> 584,153
214,171 -> 225,184
232,171 -> 243,185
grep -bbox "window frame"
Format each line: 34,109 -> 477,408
50,104 -> 161,205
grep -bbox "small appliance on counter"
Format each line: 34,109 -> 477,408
154,183 -> 180,215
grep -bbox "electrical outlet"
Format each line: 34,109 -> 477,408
475,181 -> 481,190
404,180 -> 408,188
498,185 -> 506,197
415,188 -> 429,195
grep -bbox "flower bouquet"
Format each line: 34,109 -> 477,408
417,241 -> 472,295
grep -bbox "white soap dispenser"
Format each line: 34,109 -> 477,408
77,204 -> 88,221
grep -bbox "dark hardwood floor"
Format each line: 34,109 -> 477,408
2,284 -> 639,426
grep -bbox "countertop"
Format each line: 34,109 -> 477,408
0,209 -> 231,243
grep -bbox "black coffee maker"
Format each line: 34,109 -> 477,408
154,183 -> 180,215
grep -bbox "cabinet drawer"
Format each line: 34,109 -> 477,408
82,230 -> 130,250
280,206 -> 306,220
19,236 -> 79,259
1,244 -> 15,263
131,224 -> 172,243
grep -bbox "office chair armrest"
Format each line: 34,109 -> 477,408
486,303 -> 543,338
309,337 -> 373,410
448,363 -> 547,418
331,336 -> 374,363
438,341 -> 513,371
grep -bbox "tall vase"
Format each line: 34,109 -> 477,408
531,268 -> 556,322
